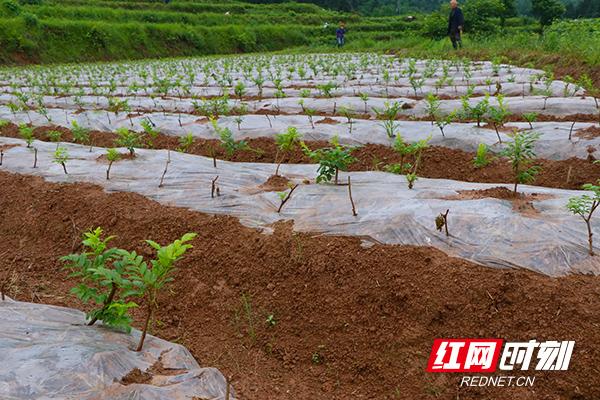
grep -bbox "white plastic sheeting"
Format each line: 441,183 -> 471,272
1,93 -> 597,118
0,297 -> 234,400
1,137 -> 598,276
1,106 -> 598,161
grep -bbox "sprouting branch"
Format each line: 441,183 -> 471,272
277,184 -> 299,213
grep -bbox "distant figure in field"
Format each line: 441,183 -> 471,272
336,22 -> 346,48
448,0 -> 464,49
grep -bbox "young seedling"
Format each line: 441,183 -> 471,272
500,131 -> 541,195
233,81 -> 246,101
435,112 -> 455,138
61,228 -> 137,330
473,143 -> 491,168
460,95 -> 489,127
435,209 -> 450,237
316,81 -> 337,98
53,146 -> 69,174
276,183 -> 299,213
178,133 -> 194,153
385,134 -> 430,179
234,116 -> 244,131
487,94 -> 512,143
47,130 -> 62,147
301,136 -> 355,185
106,148 -> 120,180
523,112 -> 538,130
213,122 -> 248,157
140,119 -> 159,148
567,181 -> 600,256
274,126 -> 300,177
358,92 -> 369,114
406,173 -> 418,189
579,74 -> 599,110
121,232 -> 197,351
71,121 -> 92,151
18,124 -> 34,148
115,127 -> 141,157
339,106 -> 355,134
373,101 -> 402,138
304,107 -> 317,129
425,94 -> 441,127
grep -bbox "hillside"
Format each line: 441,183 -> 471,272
0,0 -> 598,83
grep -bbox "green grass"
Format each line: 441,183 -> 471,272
0,0 -> 598,85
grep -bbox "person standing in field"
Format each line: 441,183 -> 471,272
336,22 -> 346,48
448,0 -> 464,49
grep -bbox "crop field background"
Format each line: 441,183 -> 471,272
0,0 -> 600,399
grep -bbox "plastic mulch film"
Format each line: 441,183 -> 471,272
0,297 -> 234,400
0,107 -> 598,162
1,137 -> 599,276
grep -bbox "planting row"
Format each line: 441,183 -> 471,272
1,136 -> 598,276
1,107 -> 599,162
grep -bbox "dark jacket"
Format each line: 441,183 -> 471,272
336,28 -> 346,38
448,8 -> 464,35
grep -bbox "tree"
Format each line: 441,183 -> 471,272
501,131 -> 541,194
567,182 -> 600,256
531,0 -> 565,29
464,0 -> 506,34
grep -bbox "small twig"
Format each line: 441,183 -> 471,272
277,184 -> 299,213
158,150 -> 171,188
0,149 -> 3,166
566,166 -> 573,184
348,176 -> 357,216
211,176 -> 219,198
569,121 -> 576,141
435,209 -> 450,237
225,375 -> 232,400
32,147 -> 37,168
265,114 -> 272,128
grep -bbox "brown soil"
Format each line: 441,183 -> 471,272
121,368 -> 152,385
452,187 -> 547,201
2,123 -> 599,191
448,187 -> 553,216
259,175 -> 291,192
315,117 -> 339,125
1,171 -> 600,399
96,152 -> 136,163
576,126 -> 600,139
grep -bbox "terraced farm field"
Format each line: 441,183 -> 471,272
1,53 -> 600,399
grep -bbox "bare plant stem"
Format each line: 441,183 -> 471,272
33,147 -> 37,168
88,283 -> 116,326
277,184 -> 299,213
569,121 -> 576,141
348,176 -> 357,216
136,301 -> 153,352
61,162 -> 68,175
442,209 -> 449,236
211,176 -> 219,198
107,160 -> 114,180
158,151 -> 171,188
274,149 -> 281,176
